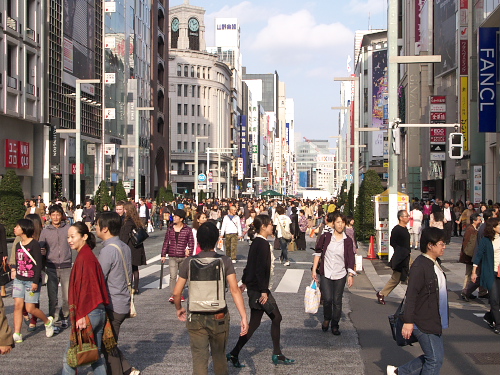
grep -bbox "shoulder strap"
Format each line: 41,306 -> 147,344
20,243 -> 37,266
110,243 -> 131,292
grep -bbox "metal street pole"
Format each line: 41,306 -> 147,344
195,136 -> 208,203
134,107 -> 154,203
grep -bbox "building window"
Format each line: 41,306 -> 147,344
197,86 -> 201,98
197,124 -> 200,135
177,122 -> 182,134
184,123 -> 188,134
184,84 -> 188,97
177,104 -> 182,115
184,142 -> 188,151
191,105 -> 195,116
192,85 -> 196,97
192,142 -> 195,151
203,106 -> 206,117
203,68 -> 206,79
203,124 -> 206,135
191,123 -> 195,134
184,104 -> 188,115
177,65 -> 182,76
197,67 -> 200,78
184,65 -> 188,77
191,66 -> 195,77
177,84 -> 182,96
207,68 -> 211,79
177,141 -> 181,151
197,105 -> 200,117
208,124 -> 211,136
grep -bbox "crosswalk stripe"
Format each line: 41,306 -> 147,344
146,254 -> 162,264
274,269 -> 304,293
143,275 -> 170,289
139,264 -> 162,278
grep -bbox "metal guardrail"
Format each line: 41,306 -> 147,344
7,76 -> 17,89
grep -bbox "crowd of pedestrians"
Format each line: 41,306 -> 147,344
1,193 -> 499,375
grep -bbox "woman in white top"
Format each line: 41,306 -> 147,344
74,205 -> 83,223
275,206 -> 292,266
410,203 -> 424,250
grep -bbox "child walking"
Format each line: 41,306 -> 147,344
10,219 -> 55,343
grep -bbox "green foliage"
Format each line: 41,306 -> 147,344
156,186 -> 168,205
199,189 -> 206,202
0,170 -> 26,236
165,184 -> 175,202
337,180 -> 348,209
114,180 -> 128,203
94,180 -> 113,212
344,184 -> 355,217
354,170 -> 385,241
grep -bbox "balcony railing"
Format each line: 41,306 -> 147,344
7,76 -> 17,89
7,16 -> 17,31
26,83 -> 35,95
26,28 -> 35,40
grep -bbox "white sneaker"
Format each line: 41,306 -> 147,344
232,259 -> 236,264
130,368 -> 141,375
387,365 -> 398,375
45,316 -> 54,337
284,261 -> 290,266
13,333 -> 23,343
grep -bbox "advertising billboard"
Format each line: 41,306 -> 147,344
434,0 -> 457,76
478,27 -> 498,132
372,50 -> 388,130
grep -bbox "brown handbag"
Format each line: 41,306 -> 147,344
67,316 -> 100,367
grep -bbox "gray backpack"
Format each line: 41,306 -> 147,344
188,255 -> 226,313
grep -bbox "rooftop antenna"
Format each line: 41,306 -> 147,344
368,12 -> 371,30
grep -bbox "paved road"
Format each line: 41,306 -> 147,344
1,229 -> 499,374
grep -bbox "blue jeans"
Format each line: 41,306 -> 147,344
62,308 -> 107,375
279,237 -> 289,262
320,275 -> 346,327
398,327 -> 444,375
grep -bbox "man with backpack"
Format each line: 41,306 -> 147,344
173,222 -> 248,375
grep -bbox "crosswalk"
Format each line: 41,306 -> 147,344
139,256 -> 310,293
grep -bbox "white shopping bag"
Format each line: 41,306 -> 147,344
147,222 -> 154,233
355,254 -> 363,271
304,281 -> 321,314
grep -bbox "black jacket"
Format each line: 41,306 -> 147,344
242,237 -> 271,293
0,224 -> 7,259
119,218 -> 146,267
389,225 -> 411,281
403,254 -> 446,335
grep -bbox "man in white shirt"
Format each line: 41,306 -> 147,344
220,205 -> 242,263
443,201 -> 454,244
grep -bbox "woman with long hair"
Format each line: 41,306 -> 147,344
312,212 -> 355,335
119,201 -> 147,294
227,214 -> 294,367
192,212 -> 208,255
430,211 -> 445,230
62,222 -> 110,374
472,218 -> 500,334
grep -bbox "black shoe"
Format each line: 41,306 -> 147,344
461,293 -> 469,302
226,353 -> 245,368
331,326 -> 341,335
468,294 -> 477,300
376,292 -> 386,305
321,320 -> 330,332
478,293 -> 489,299
483,316 -> 495,329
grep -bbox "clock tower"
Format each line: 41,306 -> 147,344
169,1 -> 206,51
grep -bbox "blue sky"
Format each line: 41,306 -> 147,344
171,0 -> 387,141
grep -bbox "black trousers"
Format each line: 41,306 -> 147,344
320,275 -> 347,327
444,221 -> 453,243
103,310 -> 132,375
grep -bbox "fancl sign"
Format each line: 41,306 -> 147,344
478,27 -> 498,132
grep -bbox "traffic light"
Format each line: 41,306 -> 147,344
391,127 -> 401,155
448,133 -> 464,159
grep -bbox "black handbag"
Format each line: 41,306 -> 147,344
0,258 -> 12,286
388,296 -> 418,346
129,227 -> 149,247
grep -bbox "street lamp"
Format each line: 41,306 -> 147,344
206,147 -> 237,198
57,79 -> 100,205
194,136 -> 208,203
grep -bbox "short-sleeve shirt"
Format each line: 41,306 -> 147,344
179,251 -> 235,279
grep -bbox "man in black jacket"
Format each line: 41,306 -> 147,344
376,210 -> 411,305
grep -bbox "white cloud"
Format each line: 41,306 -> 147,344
346,0 -> 387,16
206,1 -> 278,25
249,10 -> 354,64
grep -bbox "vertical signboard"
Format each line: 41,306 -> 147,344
18,142 -> 30,169
459,0 -> 469,149
237,158 -> 244,180
473,165 -> 482,203
460,77 -> 469,150
478,27 -> 498,132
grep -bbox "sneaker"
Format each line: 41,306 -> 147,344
483,316 -> 495,329
13,333 -> 23,343
60,319 -> 69,329
169,296 -> 174,304
130,367 -> 141,375
181,295 -> 186,302
387,365 -> 398,375
45,316 -> 55,337
284,261 -> 290,266
232,260 -> 236,264
27,324 -> 37,332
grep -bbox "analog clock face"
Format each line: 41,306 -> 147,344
171,18 -> 179,32
188,18 -> 199,32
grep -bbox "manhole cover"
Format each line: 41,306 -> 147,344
466,353 -> 500,365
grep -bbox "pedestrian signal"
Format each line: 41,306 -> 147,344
448,133 -> 463,159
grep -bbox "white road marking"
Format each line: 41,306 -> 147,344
143,275 -> 170,289
139,264 -> 162,278
274,269 -> 304,293
146,254 -> 162,264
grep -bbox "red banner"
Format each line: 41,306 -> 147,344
71,163 -> 85,175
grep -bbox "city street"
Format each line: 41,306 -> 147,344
1,229 -> 499,374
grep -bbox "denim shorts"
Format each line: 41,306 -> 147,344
12,278 -> 41,304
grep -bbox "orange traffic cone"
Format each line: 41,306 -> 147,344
365,235 -> 377,260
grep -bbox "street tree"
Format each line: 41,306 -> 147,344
94,180 -> 113,212
114,180 -> 128,203
0,170 -> 26,236
354,169 -> 384,240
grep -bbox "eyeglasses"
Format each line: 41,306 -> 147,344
434,241 -> 446,247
